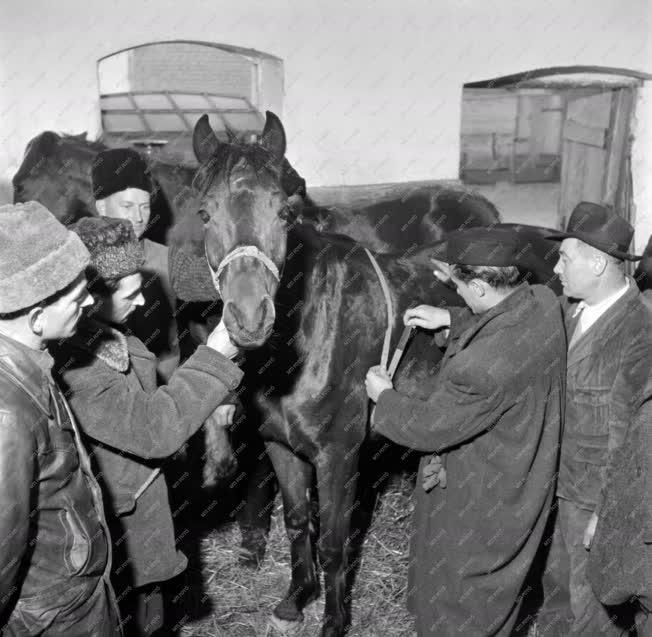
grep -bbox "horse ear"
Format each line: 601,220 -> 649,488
260,111 -> 286,164
193,114 -> 222,164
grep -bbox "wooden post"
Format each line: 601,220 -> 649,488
631,83 -> 652,255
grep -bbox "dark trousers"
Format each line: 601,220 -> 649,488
539,498 -> 632,636
4,577 -> 120,636
117,583 -> 166,637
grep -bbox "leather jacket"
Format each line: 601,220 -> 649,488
0,332 -> 113,620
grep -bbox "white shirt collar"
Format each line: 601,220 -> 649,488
572,279 -> 630,333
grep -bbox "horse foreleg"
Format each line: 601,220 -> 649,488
232,434 -> 276,568
202,406 -> 238,487
315,445 -> 360,637
266,440 -> 320,629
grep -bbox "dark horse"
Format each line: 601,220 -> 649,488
184,111 -> 564,636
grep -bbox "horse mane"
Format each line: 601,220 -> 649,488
193,142 -> 281,194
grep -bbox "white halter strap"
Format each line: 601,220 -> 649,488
206,245 -> 280,297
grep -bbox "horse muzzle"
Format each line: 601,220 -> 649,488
222,296 -> 275,349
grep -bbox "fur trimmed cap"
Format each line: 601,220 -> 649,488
0,201 -> 90,313
70,217 -> 145,282
92,148 -> 152,200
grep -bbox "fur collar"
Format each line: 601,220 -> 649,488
73,317 -> 130,372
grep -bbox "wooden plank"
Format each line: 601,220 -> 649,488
604,88 -> 635,208
566,90 -> 612,127
563,118 -> 606,148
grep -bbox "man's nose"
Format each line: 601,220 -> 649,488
134,292 -> 146,307
553,260 -> 562,275
81,291 -> 94,308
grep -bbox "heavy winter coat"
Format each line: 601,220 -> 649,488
373,284 -> 566,637
0,332 -> 116,628
53,317 -> 242,587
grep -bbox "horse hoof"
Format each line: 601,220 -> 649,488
269,613 -> 303,635
238,527 -> 268,568
237,545 -> 265,569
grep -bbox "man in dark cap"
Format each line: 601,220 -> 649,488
365,227 -> 566,637
0,202 -> 120,635
537,202 -> 652,636
92,147 -> 179,382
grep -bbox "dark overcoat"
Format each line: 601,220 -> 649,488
374,284 -> 566,637
53,317 -> 242,588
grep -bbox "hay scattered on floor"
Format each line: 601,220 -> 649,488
178,476 -> 417,637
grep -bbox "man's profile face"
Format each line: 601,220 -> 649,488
38,274 -> 93,340
98,188 -> 151,238
553,238 -> 595,300
450,273 -> 482,314
103,273 -> 145,325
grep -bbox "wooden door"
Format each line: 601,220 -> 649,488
558,87 -> 636,229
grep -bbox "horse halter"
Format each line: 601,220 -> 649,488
206,244 -> 281,298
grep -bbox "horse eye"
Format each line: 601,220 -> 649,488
197,209 -> 211,224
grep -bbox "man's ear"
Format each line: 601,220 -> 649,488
470,279 -> 486,297
95,199 -> 106,216
27,306 -> 45,336
592,252 -> 608,276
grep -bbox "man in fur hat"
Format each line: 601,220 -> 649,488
365,227 -> 566,637
0,202 -> 120,635
538,202 -> 652,636
92,147 -> 179,382
52,216 -> 244,636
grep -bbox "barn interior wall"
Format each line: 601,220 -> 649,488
1,0 -> 650,206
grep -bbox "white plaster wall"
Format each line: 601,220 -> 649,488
1,0 -> 649,192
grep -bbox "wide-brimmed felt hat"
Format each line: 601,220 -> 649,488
545,201 -> 641,261
430,227 -> 524,267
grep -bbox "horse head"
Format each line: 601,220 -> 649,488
12,131 -> 99,224
193,111 -> 291,349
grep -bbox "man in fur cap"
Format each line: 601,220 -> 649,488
52,216 -> 243,636
0,202 -> 120,635
92,147 -> 179,382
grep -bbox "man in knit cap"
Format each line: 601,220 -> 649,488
0,202 -> 120,635
52,216 -> 243,636
92,147 -> 179,382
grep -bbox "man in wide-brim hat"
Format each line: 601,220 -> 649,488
537,201 -> 652,635
365,226 -> 566,636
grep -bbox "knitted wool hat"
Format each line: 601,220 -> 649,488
0,202 -> 90,313
70,217 -> 145,283
91,148 -> 152,200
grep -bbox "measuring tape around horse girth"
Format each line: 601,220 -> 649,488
363,248 -> 414,379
